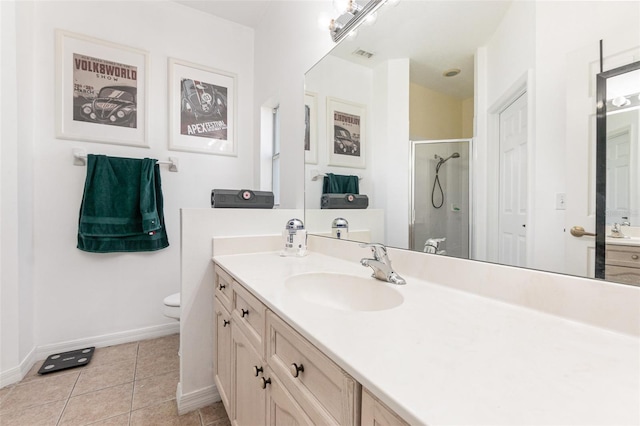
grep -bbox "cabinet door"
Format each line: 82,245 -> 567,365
361,388 -> 408,426
214,298 -> 232,412
232,325 -> 266,426
265,368 -> 314,426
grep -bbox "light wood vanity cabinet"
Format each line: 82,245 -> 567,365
266,311 -> 360,425
361,389 -> 409,426
213,301 -> 232,411
213,263 -> 408,426
605,244 -> 640,286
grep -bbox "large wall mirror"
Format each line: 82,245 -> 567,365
304,0 -> 640,285
595,60 -> 640,283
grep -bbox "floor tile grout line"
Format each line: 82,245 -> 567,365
128,340 -> 140,426
0,335 -> 199,425
55,370 -> 82,426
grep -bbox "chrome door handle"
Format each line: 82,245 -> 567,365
570,226 -> 596,237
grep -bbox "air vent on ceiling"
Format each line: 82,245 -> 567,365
352,49 -> 374,59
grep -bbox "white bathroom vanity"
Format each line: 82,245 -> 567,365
210,235 -> 639,425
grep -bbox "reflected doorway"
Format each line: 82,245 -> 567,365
410,139 -> 472,258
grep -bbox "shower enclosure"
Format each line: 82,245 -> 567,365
410,139 -> 472,258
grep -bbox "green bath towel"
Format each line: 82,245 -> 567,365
322,173 -> 359,194
77,154 -> 169,253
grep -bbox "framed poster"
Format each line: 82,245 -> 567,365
168,58 -> 236,156
55,30 -> 149,147
327,97 -> 366,168
304,92 -> 318,164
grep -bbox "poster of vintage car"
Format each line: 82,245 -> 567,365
305,91 -> 318,164
327,97 -> 366,168
169,58 -> 236,156
56,30 -> 148,147
72,54 -> 138,128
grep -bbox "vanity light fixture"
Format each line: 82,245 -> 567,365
329,0 -> 388,43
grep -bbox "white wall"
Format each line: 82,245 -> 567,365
1,0 -> 254,384
373,59 -> 410,248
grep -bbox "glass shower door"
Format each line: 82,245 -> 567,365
410,139 -> 472,258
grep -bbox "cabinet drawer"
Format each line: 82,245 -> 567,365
232,281 -> 266,356
606,244 -> 640,268
265,367 -> 315,426
605,265 -> 640,286
266,311 -> 360,425
214,265 -> 234,312
361,388 -> 408,426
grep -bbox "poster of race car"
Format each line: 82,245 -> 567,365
179,78 -> 228,140
327,97 -> 366,168
56,30 -> 148,147
72,54 -> 138,128
169,58 -> 236,156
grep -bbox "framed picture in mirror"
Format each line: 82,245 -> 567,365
168,58 -> 236,156
305,91 -> 318,164
327,97 -> 366,169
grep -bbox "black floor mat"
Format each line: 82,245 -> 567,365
38,347 -> 95,374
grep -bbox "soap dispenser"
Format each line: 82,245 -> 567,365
331,218 -> 349,240
280,218 -> 308,257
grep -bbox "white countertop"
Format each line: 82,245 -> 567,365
607,236 -> 640,247
213,251 -> 640,425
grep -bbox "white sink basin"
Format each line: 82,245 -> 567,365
285,272 -> 404,312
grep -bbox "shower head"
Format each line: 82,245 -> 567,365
435,152 -> 461,164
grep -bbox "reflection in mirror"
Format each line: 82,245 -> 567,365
409,139 -> 471,258
596,61 -> 640,284
304,0 -> 640,285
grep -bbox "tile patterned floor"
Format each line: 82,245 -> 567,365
0,334 -> 230,426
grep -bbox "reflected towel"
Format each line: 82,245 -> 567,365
322,173 -> 359,194
77,154 -> 169,253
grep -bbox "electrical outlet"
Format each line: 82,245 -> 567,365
556,193 -> 566,210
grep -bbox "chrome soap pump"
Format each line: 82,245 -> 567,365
331,218 -> 349,240
280,218 -> 307,257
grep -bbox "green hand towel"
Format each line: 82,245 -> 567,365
322,173 -> 359,194
77,154 -> 169,253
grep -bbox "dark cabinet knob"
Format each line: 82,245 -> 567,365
290,363 -> 304,378
218,283 -> 226,290
223,319 -> 230,327
260,377 -> 271,389
241,309 -> 249,317
253,366 -> 263,377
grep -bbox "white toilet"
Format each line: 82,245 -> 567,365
163,292 -> 181,320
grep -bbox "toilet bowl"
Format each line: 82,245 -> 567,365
163,292 -> 180,320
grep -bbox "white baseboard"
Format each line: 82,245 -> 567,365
0,346 -> 36,389
176,382 -> 221,415
0,322 -> 179,389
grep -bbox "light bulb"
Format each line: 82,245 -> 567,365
317,13 -> 333,30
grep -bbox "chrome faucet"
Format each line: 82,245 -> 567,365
359,243 -> 406,285
611,223 -> 625,238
